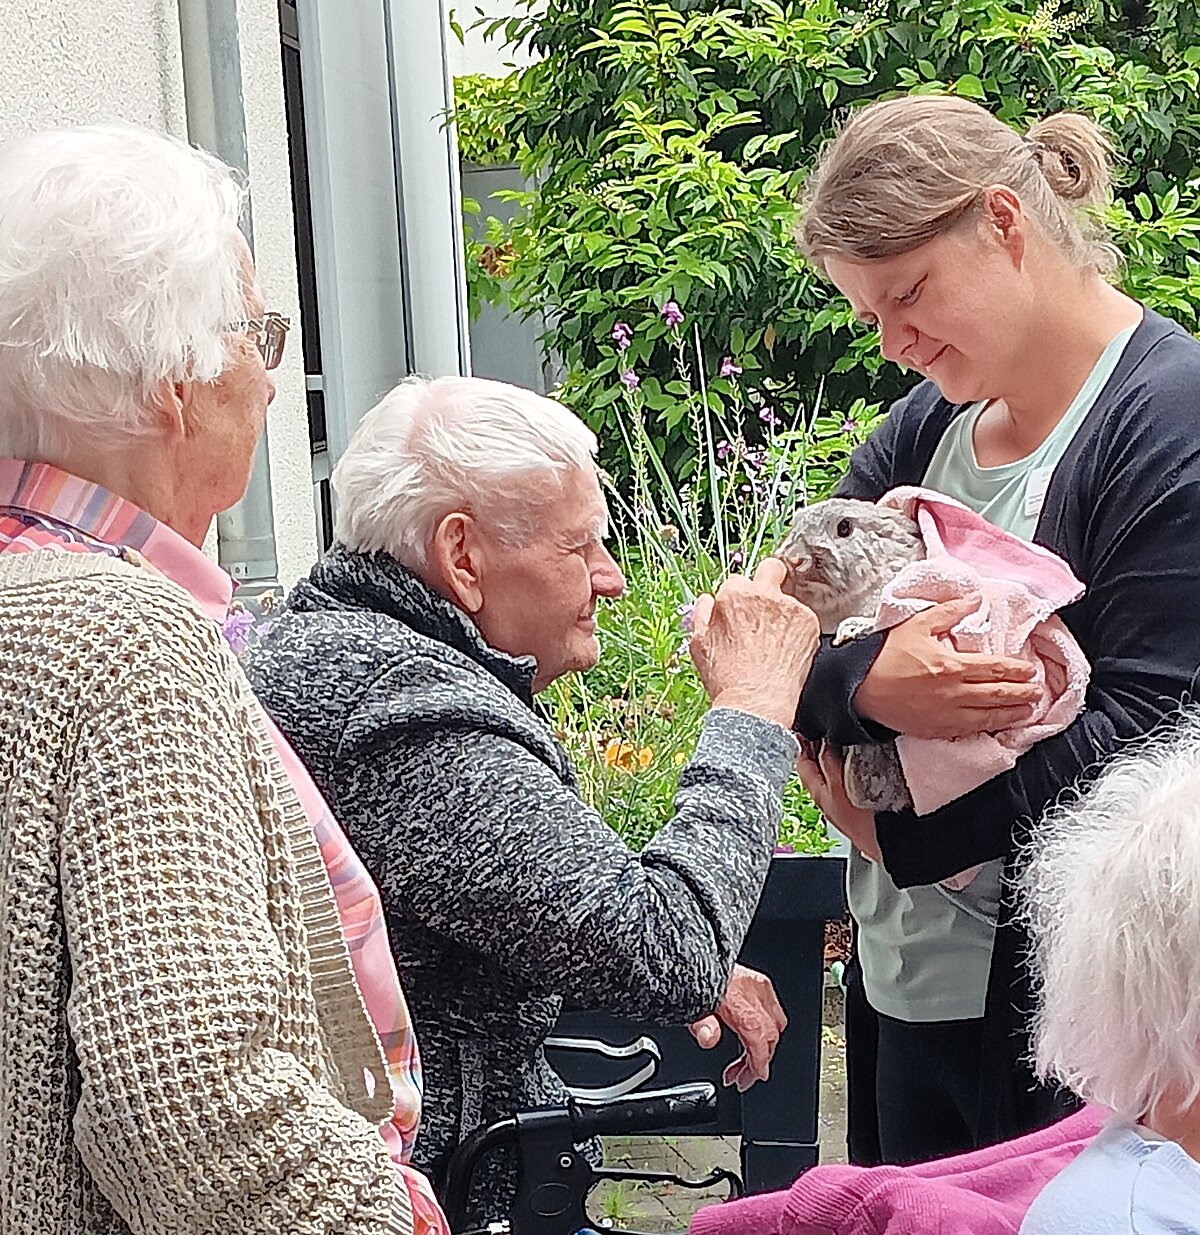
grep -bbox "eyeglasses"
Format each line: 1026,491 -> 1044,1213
228,312 -> 291,370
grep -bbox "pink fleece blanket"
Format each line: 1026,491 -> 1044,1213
875,486 -> 1090,822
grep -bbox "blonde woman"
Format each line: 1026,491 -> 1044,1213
790,95 -> 1200,1163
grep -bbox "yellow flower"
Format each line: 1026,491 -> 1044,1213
604,739 -> 654,773
672,751 -> 687,767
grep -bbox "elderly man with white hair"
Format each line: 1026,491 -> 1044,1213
0,124 -> 439,1235
245,375 -> 822,1220
1017,712 -> 1200,1233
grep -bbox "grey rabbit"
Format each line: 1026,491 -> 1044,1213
775,498 -> 926,814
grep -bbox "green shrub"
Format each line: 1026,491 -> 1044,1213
539,321 -> 886,853
454,0 -> 1200,480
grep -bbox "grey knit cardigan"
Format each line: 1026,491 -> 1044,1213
244,547 -> 797,1202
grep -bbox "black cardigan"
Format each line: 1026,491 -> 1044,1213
797,307 -> 1200,886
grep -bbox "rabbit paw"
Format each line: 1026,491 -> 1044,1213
833,615 -> 878,647
844,742 -> 912,813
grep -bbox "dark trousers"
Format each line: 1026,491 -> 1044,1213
843,955 -> 1073,1166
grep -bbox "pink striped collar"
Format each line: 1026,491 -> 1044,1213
0,457 -> 234,621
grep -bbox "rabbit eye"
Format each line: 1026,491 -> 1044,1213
836,518 -> 853,538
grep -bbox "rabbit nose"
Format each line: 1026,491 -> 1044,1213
787,553 -> 813,577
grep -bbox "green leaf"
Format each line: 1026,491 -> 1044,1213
954,73 -> 986,100
1143,110 -> 1174,140
822,79 -> 838,106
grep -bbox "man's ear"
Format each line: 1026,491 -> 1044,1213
428,511 -> 485,614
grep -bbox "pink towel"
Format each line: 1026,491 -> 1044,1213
875,487 -> 1090,823
688,1105 -> 1105,1235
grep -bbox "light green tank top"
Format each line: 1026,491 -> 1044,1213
850,322 -> 1137,1023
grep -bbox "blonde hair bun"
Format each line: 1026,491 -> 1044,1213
1025,112 -> 1114,206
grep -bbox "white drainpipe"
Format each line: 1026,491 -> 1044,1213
178,0 -> 280,588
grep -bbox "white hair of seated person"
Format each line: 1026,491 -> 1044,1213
332,375 -> 600,569
0,124 -> 246,460
1019,710 -> 1200,1124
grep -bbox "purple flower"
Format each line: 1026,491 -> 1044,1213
611,321 -> 633,351
221,607 -> 256,655
729,550 -> 745,570
661,301 -> 685,328
619,368 -> 640,391
716,438 -> 734,462
841,416 -> 858,434
759,406 -> 779,428
676,600 -> 696,632
719,356 -> 743,378
745,449 -> 767,474
774,843 -> 795,854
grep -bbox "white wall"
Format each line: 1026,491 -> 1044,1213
0,0 -> 318,587
0,0 -> 187,139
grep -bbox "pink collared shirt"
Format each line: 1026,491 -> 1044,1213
0,458 -> 447,1235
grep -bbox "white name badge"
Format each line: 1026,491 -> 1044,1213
1024,465 -> 1056,521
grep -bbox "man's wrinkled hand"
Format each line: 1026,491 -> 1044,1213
688,964 -> 787,1092
689,558 -> 820,731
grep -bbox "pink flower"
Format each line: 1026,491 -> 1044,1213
611,321 -> 633,350
661,301 -> 685,328
619,369 -> 640,391
719,356 -> 743,378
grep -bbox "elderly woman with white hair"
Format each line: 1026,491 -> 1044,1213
244,375 -> 822,1219
0,124 -> 439,1235
1016,714 -> 1200,1232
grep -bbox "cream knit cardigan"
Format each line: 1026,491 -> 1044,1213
0,552 -> 414,1235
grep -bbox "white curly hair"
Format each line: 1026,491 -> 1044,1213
1020,709 -> 1200,1122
